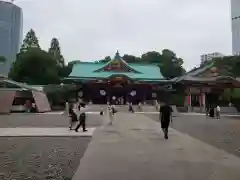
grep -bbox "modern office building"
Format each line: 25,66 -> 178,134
200,52 -> 224,64
231,0 -> 240,55
0,1 -> 23,76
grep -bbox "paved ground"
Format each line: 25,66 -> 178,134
0,137 -> 90,180
73,113 -> 240,180
0,114 -> 103,128
145,114 -> 240,158
1,112 -> 240,179
0,127 -> 95,137
0,113 -> 104,180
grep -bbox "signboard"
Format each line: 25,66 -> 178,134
0,90 -> 15,114
152,93 -> 157,98
32,91 -> 51,112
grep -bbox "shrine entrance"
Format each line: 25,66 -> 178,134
109,84 -> 126,104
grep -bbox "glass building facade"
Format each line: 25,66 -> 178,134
231,0 -> 240,55
0,1 -> 23,76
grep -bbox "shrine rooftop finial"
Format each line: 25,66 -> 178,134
114,50 -> 121,60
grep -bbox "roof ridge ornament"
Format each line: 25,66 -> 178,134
114,50 -> 121,61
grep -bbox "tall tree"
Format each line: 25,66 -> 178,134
20,29 -> 40,53
48,38 -> 65,67
140,50 -> 185,78
9,48 -> 59,85
161,49 -> 176,59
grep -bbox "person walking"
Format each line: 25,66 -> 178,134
69,103 -> 78,130
109,104 -> 116,125
138,102 -> 142,112
159,102 -> 173,139
128,102 -> 134,113
75,102 -> 88,132
205,106 -> 209,117
216,105 -> 220,119
209,105 -> 215,118
62,100 -> 69,116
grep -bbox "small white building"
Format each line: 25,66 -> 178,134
200,52 -> 225,64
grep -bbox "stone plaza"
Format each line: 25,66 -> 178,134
0,109 -> 240,180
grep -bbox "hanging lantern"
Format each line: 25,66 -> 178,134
130,91 -> 136,96
78,91 -> 83,97
100,90 -> 106,96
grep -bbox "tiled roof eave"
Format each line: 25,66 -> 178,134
65,76 -> 168,82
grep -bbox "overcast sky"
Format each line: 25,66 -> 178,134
16,0 -> 232,70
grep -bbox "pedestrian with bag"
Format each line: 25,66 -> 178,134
75,102 -> 88,132
69,103 -> 78,130
159,101 -> 173,139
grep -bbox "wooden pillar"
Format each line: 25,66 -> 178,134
199,88 -> 203,112
187,88 -> 192,112
202,92 -> 206,111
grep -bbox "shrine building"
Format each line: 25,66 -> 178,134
64,51 -> 172,104
175,61 -> 240,112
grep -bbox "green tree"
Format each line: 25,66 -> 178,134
140,50 -> 185,78
141,51 -> 161,64
0,56 -> 6,64
161,49 -> 176,59
96,56 -> 111,63
20,29 -> 40,53
122,54 -> 141,63
48,38 -> 65,67
9,48 -> 59,85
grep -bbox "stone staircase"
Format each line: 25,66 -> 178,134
190,106 -> 239,115
88,104 -> 180,116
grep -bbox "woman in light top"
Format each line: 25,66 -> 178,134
109,104 -> 116,125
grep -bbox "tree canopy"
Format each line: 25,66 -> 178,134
97,49 -> 186,79
48,38 -> 65,67
9,48 -> 59,85
20,29 -> 40,53
12,28 -> 187,83
9,30 -> 71,85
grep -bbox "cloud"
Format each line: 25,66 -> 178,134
17,0 -> 232,70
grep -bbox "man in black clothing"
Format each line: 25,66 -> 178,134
69,103 -> 78,130
75,103 -> 88,132
159,102 -> 173,139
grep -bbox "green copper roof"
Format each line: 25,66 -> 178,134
68,62 -> 164,80
68,51 -> 165,81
